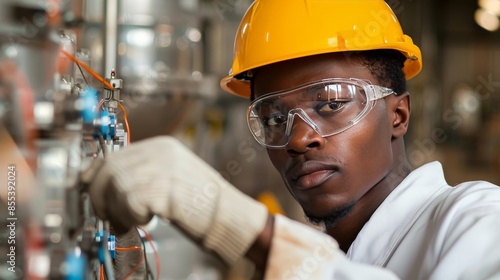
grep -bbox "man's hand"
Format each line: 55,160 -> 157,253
81,136 -> 269,265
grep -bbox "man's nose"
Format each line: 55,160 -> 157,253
285,114 -> 325,154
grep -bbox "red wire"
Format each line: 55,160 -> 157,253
116,246 -> 143,251
98,249 -> 144,280
121,252 -> 143,280
97,99 -> 105,111
137,227 -> 161,280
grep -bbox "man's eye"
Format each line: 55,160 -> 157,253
317,101 -> 345,113
265,114 -> 287,126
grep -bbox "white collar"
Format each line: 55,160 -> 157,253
346,161 -> 450,265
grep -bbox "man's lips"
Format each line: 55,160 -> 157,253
288,161 -> 338,189
295,170 -> 336,189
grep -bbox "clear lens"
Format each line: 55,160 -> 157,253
247,78 -> 395,148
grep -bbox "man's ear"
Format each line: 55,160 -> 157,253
390,92 -> 411,139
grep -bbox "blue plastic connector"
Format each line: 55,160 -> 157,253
81,87 -> 98,124
64,252 -> 87,280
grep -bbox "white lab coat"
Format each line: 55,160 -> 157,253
263,162 -> 500,280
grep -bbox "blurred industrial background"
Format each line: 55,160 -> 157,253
0,0 -> 499,279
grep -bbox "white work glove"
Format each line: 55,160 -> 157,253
82,136 -> 269,265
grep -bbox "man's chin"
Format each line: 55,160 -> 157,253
303,201 -> 355,229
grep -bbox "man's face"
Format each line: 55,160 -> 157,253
253,53 -> 397,225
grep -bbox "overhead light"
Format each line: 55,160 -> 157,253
126,28 -> 155,47
475,8 -> 500,31
186,27 -> 202,43
479,0 -> 500,16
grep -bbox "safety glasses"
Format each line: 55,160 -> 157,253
247,78 -> 396,149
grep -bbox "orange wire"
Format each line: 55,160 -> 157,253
122,251 -> 144,280
60,49 -> 114,90
96,100 -> 131,145
60,49 -> 131,146
116,246 -> 143,251
117,102 -> 131,145
138,227 -> 160,280
99,264 -> 104,280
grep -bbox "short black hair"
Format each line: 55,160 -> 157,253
249,49 -> 408,100
354,49 -> 407,95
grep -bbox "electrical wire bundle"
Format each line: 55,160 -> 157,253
62,49 -> 160,279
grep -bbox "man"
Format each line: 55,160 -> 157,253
85,0 -> 500,279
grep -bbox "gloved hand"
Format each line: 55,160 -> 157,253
82,136 -> 269,265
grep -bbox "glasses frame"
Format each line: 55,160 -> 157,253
247,78 -> 396,149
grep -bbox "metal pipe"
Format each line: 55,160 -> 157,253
103,0 -> 118,76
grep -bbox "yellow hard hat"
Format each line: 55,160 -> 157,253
220,0 -> 422,98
